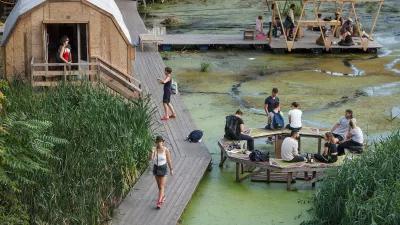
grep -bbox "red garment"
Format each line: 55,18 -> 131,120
62,47 -> 71,62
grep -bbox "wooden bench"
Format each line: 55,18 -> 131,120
139,33 -> 164,51
218,139 -> 344,190
243,29 -> 255,40
298,20 -> 340,27
249,127 -> 329,158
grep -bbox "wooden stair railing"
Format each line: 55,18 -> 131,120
30,57 -> 142,99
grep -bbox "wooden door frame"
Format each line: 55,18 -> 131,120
42,21 -> 89,64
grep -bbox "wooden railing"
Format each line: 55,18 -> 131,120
30,57 -> 142,98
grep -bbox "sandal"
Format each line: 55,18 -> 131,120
161,195 -> 166,203
161,116 -> 169,121
156,201 -> 162,209
169,114 -> 176,119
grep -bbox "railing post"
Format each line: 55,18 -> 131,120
64,64 -> 67,82
31,57 -> 34,87
96,58 -> 100,82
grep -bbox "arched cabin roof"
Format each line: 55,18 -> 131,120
1,0 -> 133,46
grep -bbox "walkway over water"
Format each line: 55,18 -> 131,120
161,34 -> 269,46
159,32 -> 381,53
113,1 -> 211,225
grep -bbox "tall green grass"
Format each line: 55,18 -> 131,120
2,82 -> 154,224
303,132 -> 400,225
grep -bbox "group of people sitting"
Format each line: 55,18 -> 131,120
224,88 -> 365,164
255,3 -> 372,47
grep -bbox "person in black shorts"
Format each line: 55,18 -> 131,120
158,67 -> 176,121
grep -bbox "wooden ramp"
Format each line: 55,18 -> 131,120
113,1 -> 211,225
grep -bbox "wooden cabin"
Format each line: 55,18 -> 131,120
0,0 -> 141,98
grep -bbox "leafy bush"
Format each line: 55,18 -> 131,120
3,83 -> 154,224
200,62 -> 211,72
0,113 -> 64,225
303,132 -> 400,225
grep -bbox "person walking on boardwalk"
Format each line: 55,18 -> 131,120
151,136 -> 173,209
158,67 -> 177,121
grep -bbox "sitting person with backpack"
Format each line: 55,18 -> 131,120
265,102 -> 285,130
224,110 -> 254,152
281,130 -> 305,162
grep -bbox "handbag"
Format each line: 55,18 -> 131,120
154,150 -> 167,176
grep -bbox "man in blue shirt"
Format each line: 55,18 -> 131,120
264,87 -> 280,114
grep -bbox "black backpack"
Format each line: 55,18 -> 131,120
187,130 -> 203,143
224,115 -> 240,140
249,150 -> 270,162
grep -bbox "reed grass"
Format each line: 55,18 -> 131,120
2,82 -> 154,224
303,131 -> 400,225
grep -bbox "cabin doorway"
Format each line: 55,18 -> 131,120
45,23 -> 88,64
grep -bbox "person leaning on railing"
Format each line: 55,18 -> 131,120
58,36 -> 72,64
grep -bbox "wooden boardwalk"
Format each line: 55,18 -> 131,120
113,1 -> 211,225
159,32 -> 381,53
161,34 -> 269,46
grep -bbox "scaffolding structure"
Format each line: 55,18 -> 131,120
266,0 -> 384,52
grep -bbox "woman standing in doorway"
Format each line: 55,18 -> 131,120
151,136 -> 173,209
158,67 -> 177,121
58,36 -> 72,63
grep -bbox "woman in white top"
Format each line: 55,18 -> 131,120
256,15 -> 264,34
151,136 -> 173,209
337,119 -> 364,155
286,102 -> 302,131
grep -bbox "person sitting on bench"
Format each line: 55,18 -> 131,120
266,102 -> 284,130
224,109 -> 254,151
316,27 -> 331,46
281,130 -> 305,162
337,119 -> 364,155
286,102 -> 302,131
314,132 -> 339,163
338,19 -> 354,46
331,109 -> 353,142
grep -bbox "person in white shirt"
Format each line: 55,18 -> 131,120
286,102 -> 302,131
331,109 -> 353,142
281,130 -> 305,162
256,15 -> 264,34
337,119 -> 364,155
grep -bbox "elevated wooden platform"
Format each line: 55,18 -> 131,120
160,34 -> 269,46
158,31 -> 382,53
218,137 -> 344,190
113,1 -> 211,225
269,31 -> 382,53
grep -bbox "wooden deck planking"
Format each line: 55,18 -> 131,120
113,1 -> 211,225
161,34 -> 269,45
269,31 -> 382,50
160,31 -> 381,51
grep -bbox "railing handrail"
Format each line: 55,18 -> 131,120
91,57 -> 142,86
30,57 -> 142,95
98,63 -> 142,93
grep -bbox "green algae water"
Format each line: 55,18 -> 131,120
143,1 -> 400,224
